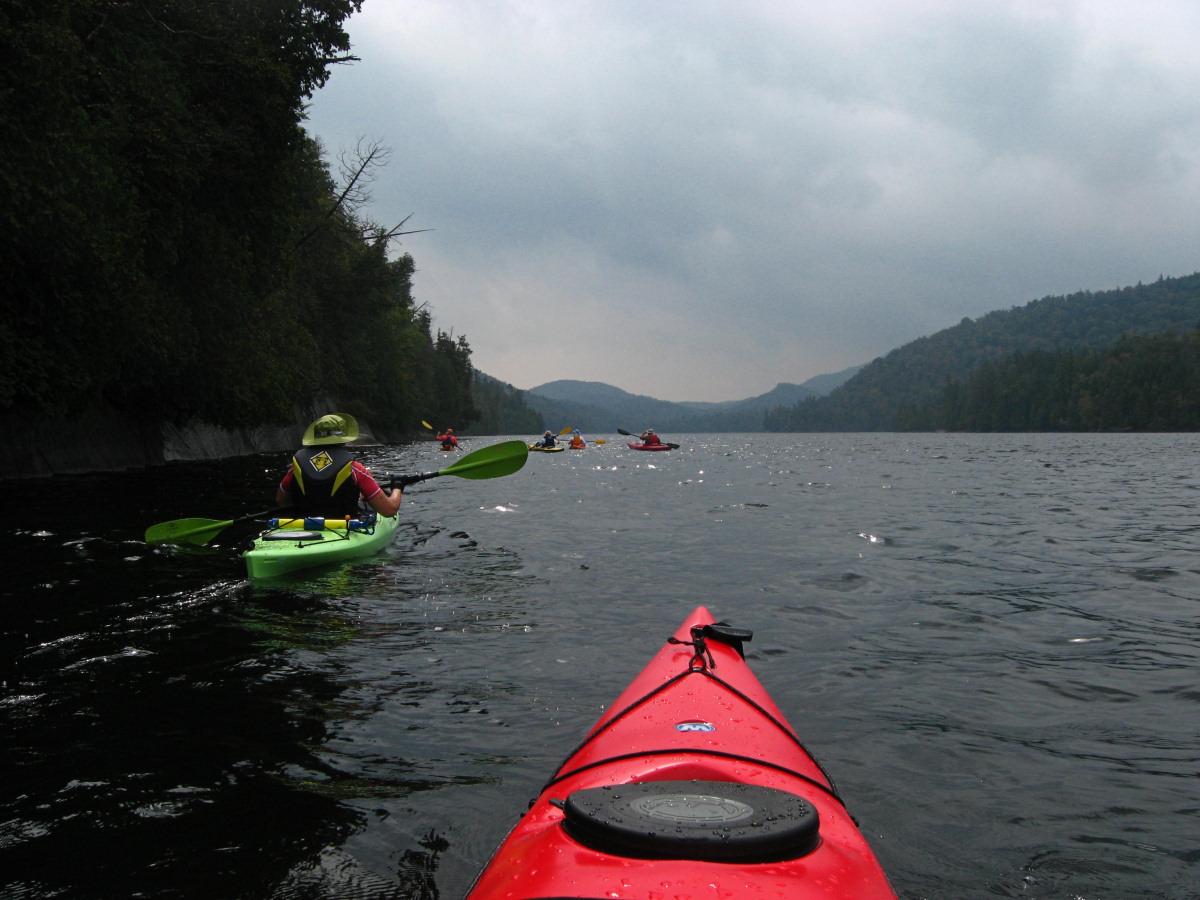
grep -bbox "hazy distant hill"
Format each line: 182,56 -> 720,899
526,381 -> 686,431
796,364 -> 862,396
480,272 -> 1200,435
674,382 -> 816,412
766,272 -> 1200,431
523,376 -> 843,432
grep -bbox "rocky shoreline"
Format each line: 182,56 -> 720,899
9,402 -> 405,480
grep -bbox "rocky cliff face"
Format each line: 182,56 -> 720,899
10,402 -> 395,479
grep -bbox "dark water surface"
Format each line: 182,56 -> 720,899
3,433 -> 1197,898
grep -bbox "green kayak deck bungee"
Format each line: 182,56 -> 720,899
243,513 -> 400,578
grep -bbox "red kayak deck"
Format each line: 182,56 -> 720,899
626,441 -> 674,451
465,606 -> 897,899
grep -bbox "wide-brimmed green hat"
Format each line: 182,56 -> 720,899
302,413 -> 360,446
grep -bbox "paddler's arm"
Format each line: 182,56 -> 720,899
275,472 -> 294,507
366,486 -> 401,517
355,463 -> 401,517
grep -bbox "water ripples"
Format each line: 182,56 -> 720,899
2,434 -> 1199,898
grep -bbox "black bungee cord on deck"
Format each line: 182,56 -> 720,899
537,621 -> 846,805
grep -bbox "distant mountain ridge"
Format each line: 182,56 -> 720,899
478,273 -> 1200,435
765,271 -> 1200,431
523,368 -> 858,433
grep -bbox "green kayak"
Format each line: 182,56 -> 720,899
243,512 -> 400,579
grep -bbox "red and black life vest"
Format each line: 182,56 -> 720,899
286,446 -> 360,518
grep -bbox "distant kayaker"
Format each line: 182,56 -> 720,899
538,430 -> 558,448
438,428 -> 458,450
569,430 -> 586,449
639,428 -> 663,447
275,413 -> 402,519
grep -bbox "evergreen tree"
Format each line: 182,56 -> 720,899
0,0 -> 490,439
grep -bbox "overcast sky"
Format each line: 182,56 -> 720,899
305,0 -> 1200,402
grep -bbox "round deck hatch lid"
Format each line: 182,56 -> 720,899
561,779 -> 819,862
262,531 -> 325,541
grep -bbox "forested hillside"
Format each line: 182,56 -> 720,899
0,0 -> 478,438
469,371 -> 542,435
765,273 -> 1200,431
897,327 -> 1200,431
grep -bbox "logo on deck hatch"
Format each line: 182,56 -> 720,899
675,721 -> 716,733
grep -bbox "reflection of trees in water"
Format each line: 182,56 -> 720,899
4,455 -> 481,899
268,829 -> 446,900
0,576 -> 364,898
395,830 -> 448,900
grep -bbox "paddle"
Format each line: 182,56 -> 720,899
617,428 -> 679,449
146,441 -> 529,547
421,420 -> 434,431
145,507 -> 291,547
388,439 -> 529,489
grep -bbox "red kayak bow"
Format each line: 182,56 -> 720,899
465,606 -> 897,899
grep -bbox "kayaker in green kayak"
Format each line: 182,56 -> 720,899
275,413 -> 402,519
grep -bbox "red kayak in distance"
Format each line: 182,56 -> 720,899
626,441 -> 675,451
464,606 -> 898,900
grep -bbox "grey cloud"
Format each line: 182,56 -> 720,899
307,1 -> 1200,400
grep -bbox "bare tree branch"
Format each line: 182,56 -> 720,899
293,140 -> 434,251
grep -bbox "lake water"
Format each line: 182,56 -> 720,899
2,433 -> 1197,899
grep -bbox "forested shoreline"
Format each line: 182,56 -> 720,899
896,326 -> 1200,432
1,0 -> 482,453
764,273 -> 1200,432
